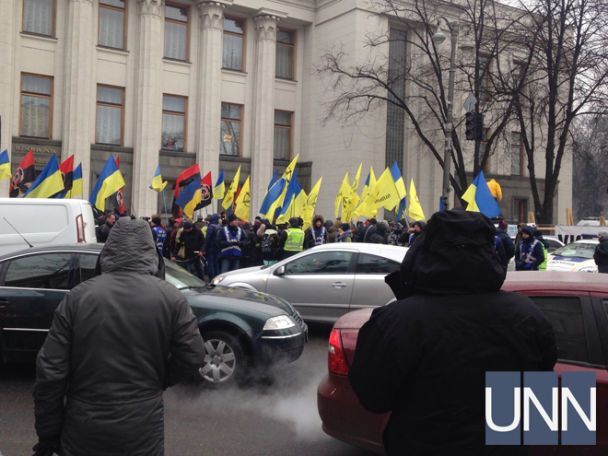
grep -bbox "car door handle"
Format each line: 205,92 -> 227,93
332,282 -> 347,289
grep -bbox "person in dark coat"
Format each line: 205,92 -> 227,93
594,231 -> 608,273
216,214 -> 247,273
305,215 -> 328,249
515,225 -> 545,271
204,214 -> 221,280
350,210 -> 556,456
496,219 -> 515,269
172,220 -> 205,279
368,222 -> 389,244
96,213 -> 115,243
362,218 -> 377,242
33,218 -> 205,456
408,221 -> 425,246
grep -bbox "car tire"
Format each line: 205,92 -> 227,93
199,330 -> 248,387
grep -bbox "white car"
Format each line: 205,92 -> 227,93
546,239 -> 599,272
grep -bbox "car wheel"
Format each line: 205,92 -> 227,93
199,330 -> 247,386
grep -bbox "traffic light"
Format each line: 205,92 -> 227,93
465,112 -> 484,141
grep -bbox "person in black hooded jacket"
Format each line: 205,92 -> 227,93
595,231 -> 608,273
349,210 -> 556,456
33,217 -> 205,456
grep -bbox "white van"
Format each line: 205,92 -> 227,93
0,198 -> 97,256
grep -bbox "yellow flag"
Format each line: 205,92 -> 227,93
222,166 -> 241,209
351,162 -> 363,192
365,167 -> 400,212
234,176 -> 251,221
302,177 -> 323,230
407,179 -> 426,221
335,173 -> 350,219
461,183 -> 480,212
353,168 -> 378,219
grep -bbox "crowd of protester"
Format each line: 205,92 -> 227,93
93,209 -> 568,280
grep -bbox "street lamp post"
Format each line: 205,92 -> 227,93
433,21 -> 459,211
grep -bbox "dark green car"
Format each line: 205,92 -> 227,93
0,244 -> 307,385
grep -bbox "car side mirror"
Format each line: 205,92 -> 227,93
275,265 -> 286,277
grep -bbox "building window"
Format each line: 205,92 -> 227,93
220,103 -> 242,156
385,28 -> 407,168
20,74 -> 53,139
22,0 -> 54,37
514,197 -> 528,224
164,3 -> 189,61
96,85 -> 124,146
98,0 -> 126,50
223,17 -> 244,71
162,94 -> 187,152
274,110 -> 292,160
511,131 -> 524,176
276,29 -> 295,80
479,55 -> 492,103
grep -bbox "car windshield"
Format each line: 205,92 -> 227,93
164,260 -> 207,290
553,243 -> 596,260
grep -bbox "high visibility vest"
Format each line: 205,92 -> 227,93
284,228 -> 305,252
539,245 -> 549,271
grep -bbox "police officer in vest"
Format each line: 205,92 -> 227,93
282,217 -> 305,260
217,214 -> 247,273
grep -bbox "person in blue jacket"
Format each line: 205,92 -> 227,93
216,214 -> 247,273
515,225 -> 545,271
204,214 -> 221,280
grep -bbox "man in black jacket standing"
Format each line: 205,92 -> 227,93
350,210 -> 557,456
33,218 -> 205,456
595,231 -> 608,273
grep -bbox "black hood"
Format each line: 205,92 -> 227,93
97,217 -> 165,279
387,210 -> 506,298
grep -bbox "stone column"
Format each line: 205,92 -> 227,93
0,0 -> 16,197
196,1 -> 229,184
250,12 -> 281,214
132,0 -> 164,217
63,0 -> 94,198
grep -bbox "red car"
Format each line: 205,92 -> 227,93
317,272 -> 608,454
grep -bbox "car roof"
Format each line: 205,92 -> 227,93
0,243 -> 103,261
502,271 -> 608,293
335,272 -> 608,329
307,243 -> 407,262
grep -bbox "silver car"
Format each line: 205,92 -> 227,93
211,243 -> 407,323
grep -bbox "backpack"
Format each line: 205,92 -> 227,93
261,234 -> 274,255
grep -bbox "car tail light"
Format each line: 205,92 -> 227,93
328,329 -> 349,376
76,214 -> 85,243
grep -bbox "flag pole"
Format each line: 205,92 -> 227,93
161,187 -> 168,217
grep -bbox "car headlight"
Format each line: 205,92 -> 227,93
211,276 -> 225,286
578,266 -> 598,273
263,315 -> 296,331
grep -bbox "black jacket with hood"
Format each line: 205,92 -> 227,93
594,237 -> 608,273
349,210 -> 557,456
34,218 -> 205,456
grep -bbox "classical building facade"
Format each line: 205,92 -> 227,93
0,0 -> 573,223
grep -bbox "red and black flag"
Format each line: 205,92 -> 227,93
114,155 -> 126,215
57,155 -> 75,197
196,171 -> 213,210
173,164 -> 201,216
9,150 -> 35,197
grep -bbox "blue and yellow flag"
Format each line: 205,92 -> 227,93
66,164 -> 83,199
276,171 -> 304,225
176,177 -> 202,219
214,170 -> 225,200
24,155 -> 64,198
150,164 -> 167,193
90,156 -> 126,211
461,171 -> 501,218
0,149 -> 10,180
259,177 -> 286,220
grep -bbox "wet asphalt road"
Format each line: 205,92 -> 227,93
0,324 -> 375,456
